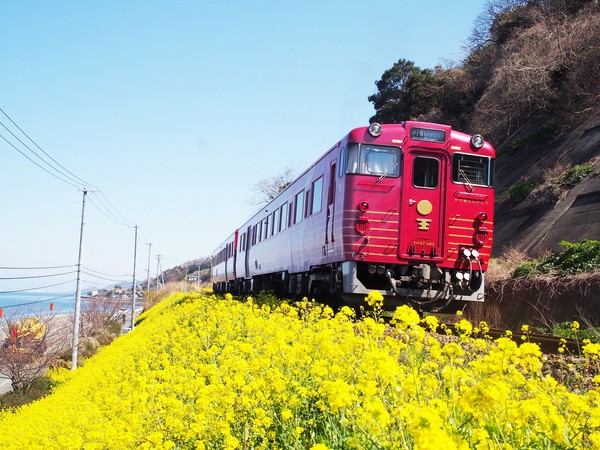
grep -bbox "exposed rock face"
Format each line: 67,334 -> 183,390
493,118 -> 600,257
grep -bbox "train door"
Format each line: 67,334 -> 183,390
324,160 -> 337,254
399,151 -> 446,260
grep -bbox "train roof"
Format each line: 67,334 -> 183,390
211,122 -> 495,254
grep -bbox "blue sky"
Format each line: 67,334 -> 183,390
0,0 -> 487,292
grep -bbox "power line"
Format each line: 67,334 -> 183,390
0,292 -> 74,310
0,280 -> 75,294
82,271 -> 128,283
0,264 -> 77,270
0,108 -> 137,232
0,131 -> 81,188
98,190 -> 133,226
0,107 -> 97,189
83,267 -> 130,278
0,270 -> 78,280
87,192 -> 131,227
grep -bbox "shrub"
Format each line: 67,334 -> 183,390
508,179 -> 541,203
540,239 -> 600,275
504,137 -> 526,154
528,121 -> 560,144
512,261 -> 541,278
555,164 -> 594,186
0,376 -> 56,411
552,321 -> 600,342
513,240 -> 600,278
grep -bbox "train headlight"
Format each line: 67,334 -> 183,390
368,122 -> 383,137
471,134 -> 485,149
477,212 -> 488,222
358,201 -> 369,212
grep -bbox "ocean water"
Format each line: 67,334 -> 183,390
0,292 -> 76,317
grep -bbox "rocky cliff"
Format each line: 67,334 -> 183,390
493,117 -> 600,257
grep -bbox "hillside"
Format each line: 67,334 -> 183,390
493,118 -> 600,255
462,0 -> 600,256
369,0 -> 600,258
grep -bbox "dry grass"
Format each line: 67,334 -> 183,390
485,247 -> 531,284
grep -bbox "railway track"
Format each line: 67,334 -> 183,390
437,323 -> 583,355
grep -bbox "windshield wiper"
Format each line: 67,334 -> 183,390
377,162 -> 399,183
459,168 -> 474,192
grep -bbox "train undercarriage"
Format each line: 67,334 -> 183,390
213,259 -> 485,313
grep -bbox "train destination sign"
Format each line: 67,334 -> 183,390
410,127 -> 446,143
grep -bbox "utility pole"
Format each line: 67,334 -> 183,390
156,254 -> 163,291
197,261 -> 200,290
130,225 -> 138,330
145,242 -> 152,293
71,188 -> 93,370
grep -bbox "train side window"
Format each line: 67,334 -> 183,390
311,176 -> 323,215
272,209 -> 279,236
413,157 -> 439,188
258,221 -> 263,242
239,233 -> 245,252
452,154 -> 492,187
288,202 -> 294,227
346,144 -> 360,174
304,189 -> 311,218
263,217 -> 269,240
294,191 -> 304,224
339,147 -> 346,178
280,202 -> 288,231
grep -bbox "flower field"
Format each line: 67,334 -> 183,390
0,291 -> 599,449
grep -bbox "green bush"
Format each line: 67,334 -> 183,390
555,164 -> 594,186
502,121 -> 559,155
512,261 -> 541,278
513,240 -> 600,278
504,137 -> 526,154
509,179 -> 540,203
528,121 -> 560,144
0,376 -> 57,411
551,322 -> 600,342
540,239 -> 600,275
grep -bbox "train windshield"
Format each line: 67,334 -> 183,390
452,153 -> 494,187
344,144 -> 401,177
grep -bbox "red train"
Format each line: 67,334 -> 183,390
212,121 -> 495,312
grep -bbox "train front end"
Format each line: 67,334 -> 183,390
337,122 -> 495,312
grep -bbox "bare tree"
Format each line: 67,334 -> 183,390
250,167 -> 296,205
0,311 -> 72,392
467,0 -> 530,51
81,298 -> 126,339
